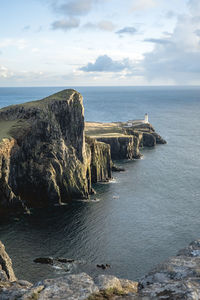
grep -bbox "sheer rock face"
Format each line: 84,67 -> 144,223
86,137 -> 112,183
0,241 -> 16,282
125,124 -> 166,149
0,90 -> 112,211
96,136 -> 142,160
0,138 -> 22,208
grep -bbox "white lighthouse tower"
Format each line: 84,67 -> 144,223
144,113 -> 149,123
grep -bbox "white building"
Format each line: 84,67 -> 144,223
124,114 -> 149,127
144,113 -> 148,123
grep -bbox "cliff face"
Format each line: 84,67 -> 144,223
0,90 -> 112,210
86,137 -> 112,183
85,121 -> 166,161
0,138 -> 22,209
0,89 -> 166,211
96,135 -> 142,160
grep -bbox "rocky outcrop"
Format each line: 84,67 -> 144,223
0,89 -> 166,211
86,137 -> 112,183
136,239 -> 200,299
96,135 -> 142,160
142,132 -> 156,147
0,139 -> 22,209
0,241 -> 16,282
85,121 -> 166,161
3,239 -> 200,299
0,90 -> 113,211
125,123 -> 166,148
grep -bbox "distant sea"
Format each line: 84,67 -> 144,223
0,86 -> 200,283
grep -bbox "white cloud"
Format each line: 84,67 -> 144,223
131,0 -> 157,11
32,48 -> 40,53
98,21 -> 115,31
188,0 -> 200,16
0,39 -> 28,50
83,20 -> 115,31
0,66 -> 14,79
142,8 -> 200,83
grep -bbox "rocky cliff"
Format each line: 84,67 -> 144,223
85,121 -> 166,160
0,90 -> 112,212
1,239 -> 200,299
0,89 -> 166,212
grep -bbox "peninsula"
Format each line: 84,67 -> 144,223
0,89 -> 166,213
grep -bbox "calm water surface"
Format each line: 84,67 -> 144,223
0,86 -> 200,282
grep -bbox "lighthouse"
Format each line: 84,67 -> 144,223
144,113 -> 148,123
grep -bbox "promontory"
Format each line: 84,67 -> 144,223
0,89 -> 166,213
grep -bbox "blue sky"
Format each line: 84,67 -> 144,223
0,0 -> 199,86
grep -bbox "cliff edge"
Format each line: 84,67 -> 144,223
0,89 -> 165,213
0,89 -> 112,211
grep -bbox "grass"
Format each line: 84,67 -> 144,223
0,120 -> 30,142
0,120 -> 19,141
85,122 -> 126,138
87,288 -> 126,300
0,89 -> 78,112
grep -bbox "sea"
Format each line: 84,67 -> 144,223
0,86 -> 200,283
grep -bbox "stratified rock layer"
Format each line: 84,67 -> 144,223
96,136 -> 141,160
86,137 -> 112,183
85,121 -> 166,161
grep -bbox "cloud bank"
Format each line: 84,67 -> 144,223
142,0 -> 200,83
80,55 -> 133,72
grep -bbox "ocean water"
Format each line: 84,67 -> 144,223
0,86 -> 200,283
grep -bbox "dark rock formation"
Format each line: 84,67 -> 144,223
86,136 -> 112,183
125,123 -> 166,148
0,241 -> 16,282
0,90 -> 112,212
96,136 -> 141,160
112,164 -> 125,172
0,89 -> 166,212
33,257 -> 54,265
142,132 -> 156,147
85,121 -> 166,161
33,257 -> 75,265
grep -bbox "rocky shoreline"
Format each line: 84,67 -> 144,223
0,89 -> 166,214
1,239 -> 200,299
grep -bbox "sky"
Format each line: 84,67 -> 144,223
0,0 -> 200,86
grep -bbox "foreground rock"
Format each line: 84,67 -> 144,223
137,239 -> 200,299
0,273 -> 138,300
2,239 -> 200,299
0,90 -> 112,212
